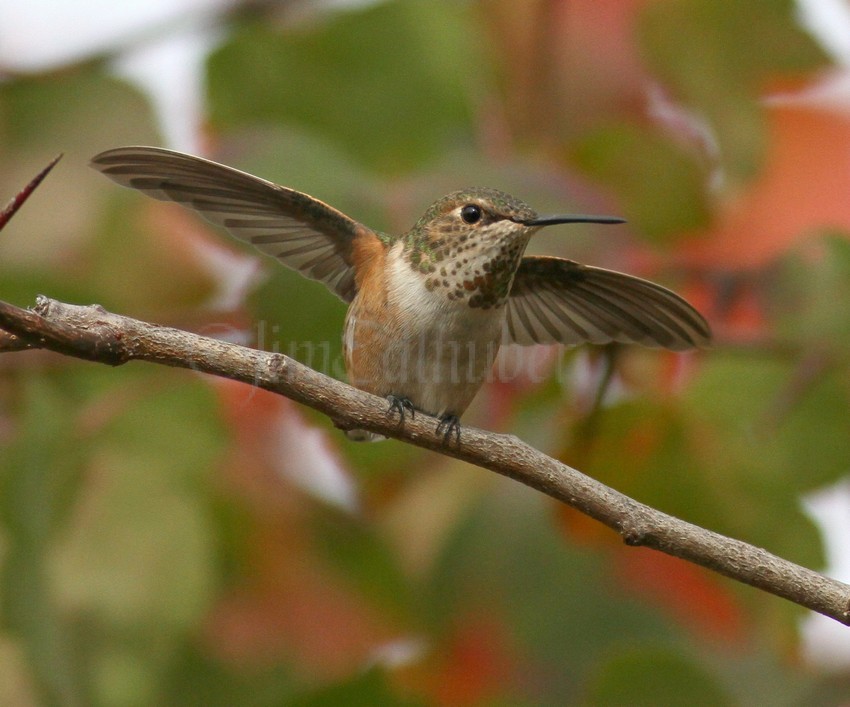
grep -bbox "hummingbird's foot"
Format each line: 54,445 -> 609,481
386,395 -> 416,425
436,414 -> 461,445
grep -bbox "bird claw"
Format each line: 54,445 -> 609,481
436,414 -> 461,445
385,398 -> 460,444
386,395 -> 416,424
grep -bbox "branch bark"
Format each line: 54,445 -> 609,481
1,295 -> 849,625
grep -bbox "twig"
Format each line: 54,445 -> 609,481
0,295 -> 849,625
0,155 -> 62,348
761,349 -> 834,430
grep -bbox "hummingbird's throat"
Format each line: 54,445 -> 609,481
406,232 -> 530,310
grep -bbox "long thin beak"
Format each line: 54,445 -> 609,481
520,214 -> 626,226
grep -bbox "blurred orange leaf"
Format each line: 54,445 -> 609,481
682,100 -> 850,268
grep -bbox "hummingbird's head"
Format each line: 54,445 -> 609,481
410,187 -> 624,251
403,188 -> 624,309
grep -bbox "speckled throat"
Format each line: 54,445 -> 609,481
402,219 -> 532,310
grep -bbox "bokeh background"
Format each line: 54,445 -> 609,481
3,0 -> 850,704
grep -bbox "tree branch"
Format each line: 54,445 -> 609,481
1,295 -> 849,625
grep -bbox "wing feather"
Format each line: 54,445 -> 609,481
91,146 -> 365,302
505,256 -> 711,350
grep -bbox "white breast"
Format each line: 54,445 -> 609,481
377,243 -> 505,415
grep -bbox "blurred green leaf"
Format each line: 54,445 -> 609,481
162,643 -> 298,706
572,123 -> 711,243
639,0 -> 828,184
688,351 -> 850,494
311,507 -> 413,618
249,265 -> 346,375
0,375 -> 86,541
571,399 -> 724,529
207,0 -> 484,174
0,373 -> 88,705
0,269 -> 105,309
775,235 -> 850,348
682,355 -> 828,568
428,486 -> 677,703
0,69 -> 157,150
573,379 -> 826,572
0,366 -> 229,706
289,667 -> 421,707
84,196 -> 219,318
586,647 -> 731,706
51,369 -> 224,631
773,366 -> 850,492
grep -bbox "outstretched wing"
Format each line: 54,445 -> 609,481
91,146 -> 363,302
505,256 -> 711,350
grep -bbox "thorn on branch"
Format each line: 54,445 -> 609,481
0,154 -> 63,232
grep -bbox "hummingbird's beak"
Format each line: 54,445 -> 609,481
520,214 -> 626,227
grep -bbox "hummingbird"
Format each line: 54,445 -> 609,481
91,147 -> 711,442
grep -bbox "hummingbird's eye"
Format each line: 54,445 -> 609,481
460,204 -> 482,224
